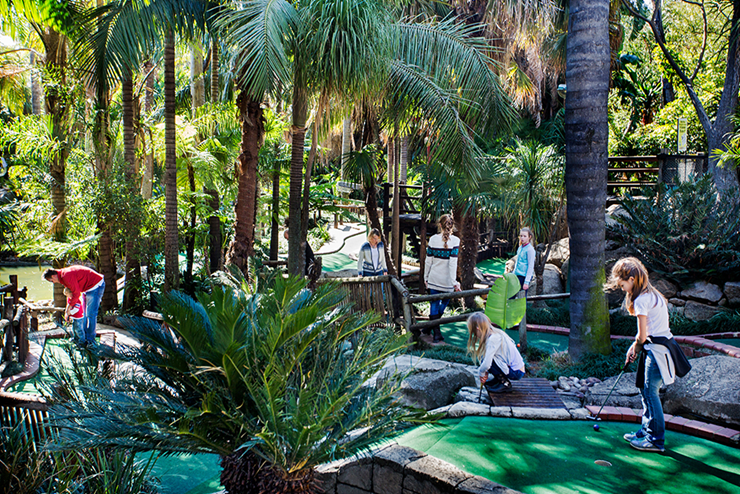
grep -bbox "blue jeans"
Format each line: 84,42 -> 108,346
639,350 -> 665,446
488,364 -> 525,381
84,281 -> 105,344
429,289 -> 451,318
71,317 -> 85,343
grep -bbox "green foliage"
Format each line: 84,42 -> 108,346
406,343 -> 471,365
501,139 -> 564,242
47,271 -> 429,481
485,273 -> 526,330
526,299 -> 570,327
607,175 -> 740,284
610,310 -> 740,337
532,339 -> 633,381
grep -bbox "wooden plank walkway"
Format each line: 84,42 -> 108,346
487,377 -> 566,409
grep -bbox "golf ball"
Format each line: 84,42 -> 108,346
593,424 -> 600,431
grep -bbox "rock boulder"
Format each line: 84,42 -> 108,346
684,300 -> 724,321
378,358 -> 476,410
528,264 -> 564,295
584,372 -> 648,409
682,281 -> 724,304
663,356 -> 740,427
724,281 -> 740,307
651,277 -> 679,299
546,238 -> 570,268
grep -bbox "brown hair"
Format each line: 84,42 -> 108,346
368,228 -> 381,240
437,214 -> 454,248
608,257 -> 665,315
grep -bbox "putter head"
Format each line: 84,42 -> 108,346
586,416 -> 602,421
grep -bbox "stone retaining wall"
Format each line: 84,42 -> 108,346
315,442 -> 521,494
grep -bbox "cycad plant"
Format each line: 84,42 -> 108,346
607,175 -> 740,284
47,271 -> 426,493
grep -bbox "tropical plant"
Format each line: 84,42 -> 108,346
47,271 -> 428,493
606,175 -> 740,284
502,139 -> 564,244
485,273 -> 526,330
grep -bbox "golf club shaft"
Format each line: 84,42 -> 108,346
594,362 -> 629,419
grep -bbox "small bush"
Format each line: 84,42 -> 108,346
527,300 -> 570,327
531,339 -> 634,381
607,175 -> 740,285
407,344 -> 471,365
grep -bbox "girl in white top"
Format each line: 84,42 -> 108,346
467,313 -> 525,393
610,257 -> 676,453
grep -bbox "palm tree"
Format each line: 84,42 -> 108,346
502,140 -> 565,300
47,273 -> 426,493
564,0 -> 611,359
216,0 -> 297,273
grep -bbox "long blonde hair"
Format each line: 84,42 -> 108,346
609,257 -> 665,315
466,313 -> 504,364
437,214 -> 454,248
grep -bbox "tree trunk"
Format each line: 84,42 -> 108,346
210,38 -> 219,103
653,8 -> 675,106
457,208 -> 479,308
141,60 -> 155,200
206,40 -> 222,271
225,91 -> 264,273
164,30 -> 179,292
341,117 -> 351,179
122,69 -> 142,313
300,121 -> 319,266
269,161 -> 281,261
287,84 -> 308,277
185,163 -> 196,287
43,29 -> 69,308
29,52 -> 42,115
190,42 -> 205,114
565,0 -> 611,359
391,137 -> 401,274
206,188 -> 222,272
707,0 -> 740,191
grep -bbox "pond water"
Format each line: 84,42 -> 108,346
0,264 -> 53,302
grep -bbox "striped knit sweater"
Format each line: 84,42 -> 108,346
424,233 -> 461,292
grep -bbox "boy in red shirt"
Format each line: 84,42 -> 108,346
44,266 -> 105,345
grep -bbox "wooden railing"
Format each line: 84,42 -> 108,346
397,287 -> 570,350
0,392 -> 52,451
608,154 -> 707,194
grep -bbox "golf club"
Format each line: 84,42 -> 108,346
478,383 -> 484,403
588,361 -> 630,422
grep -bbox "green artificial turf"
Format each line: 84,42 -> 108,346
437,321 -> 568,354
394,417 -> 740,494
476,258 -> 507,277
7,338 -> 73,394
320,252 -> 357,272
146,453 -> 222,494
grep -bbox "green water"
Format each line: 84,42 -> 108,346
0,265 -> 53,302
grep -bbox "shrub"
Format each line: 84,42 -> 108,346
531,339 -> 634,380
607,175 -> 740,285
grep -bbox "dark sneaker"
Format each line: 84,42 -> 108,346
623,430 -> 646,443
432,335 -> 445,344
486,376 -> 512,393
630,437 -> 664,453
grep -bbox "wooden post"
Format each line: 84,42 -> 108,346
518,290 -> 527,352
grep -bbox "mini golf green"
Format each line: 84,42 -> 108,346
394,416 -> 740,494
437,320 -> 569,354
